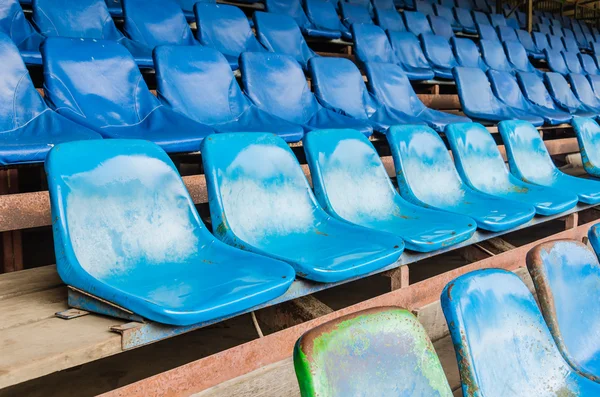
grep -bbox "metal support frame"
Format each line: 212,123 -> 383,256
527,0 -> 534,32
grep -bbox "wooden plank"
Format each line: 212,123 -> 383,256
0,286 -> 67,330
0,265 -> 61,301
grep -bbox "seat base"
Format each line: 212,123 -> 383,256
67,286 -> 145,322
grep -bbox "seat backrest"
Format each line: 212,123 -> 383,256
264,0 -> 310,30
438,0 -> 455,7
516,29 -> 538,52
563,27 -> 576,41
547,34 -> 565,51
454,7 -> 475,30
517,71 -> 559,109
473,11 -> 490,26
0,0 -> 39,46
473,0 -> 491,12
33,0 -> 123,39
568,73 -> 600,107
503,40 -> 533,72
497,26 -> 518,42
387,30 -> 431,71
372,0 -> 395,10
304,0 -> 344,32
489,13 -> 506,27
563,51 -> 584,74
532,31 -> 550,51
340,2 -> 373,26
352,23 -> 396,64
487,69 -> 530,111
374,8 -> 405,32
562,36 -> 580,52
581,53 -> 600,75
241,52 -> 319,125
403,11 -> 433,36
545,72 -> 585,111
428,15 -> 454,39
433,4 -> 457,26
550,24 -> 563,37
294,307 -> 453,397
42,37 -> 160,130
545,48 -> 569,75
456,0 -> 473,9
572,117 -> 600,170
122,0 -> 195,48
415,1 -> 434,17
479,39 -> 513,72
421,33 -> 457,68
451,36 -> 487,71
454,66 -> 506,116
477,22 -> 499,41
254,12 -> 315,68
537,23 -> 551,35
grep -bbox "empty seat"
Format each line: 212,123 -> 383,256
571,117 -> 600,177
386,125 -> 535,231
454,7 -> 476,34
473,0 -> 491,12
446,123 -> 577,214
43,38 -> 213,153
177,0 -> 213,20
438,0 -> 455,7
536,23 -> 551,35
479,39 -> 514,73
241,52 -> 373,135
194,3 -> 266,70
420,33 -> 458,79
548,34 -> 565,51
549,24 -> 563,37
545,72 -> 600,117
428,15 -> 454,39
388,31 -> 436,80
489,13 -> 507,28
499,120 -> 600,203
403,11 -> 433,36
497,26 -> 518,42
454,67 -> 544,125
545,49 -> 569,75
33,0 -> 152,67
254,12 -> 317,71
373,7 -> 405,32
264,0 -> 311,34
562,36 -> 579,52
589,74 -> 600,99
516,29 -> 543,59
153,46 -> 304,142
563,51 -> 584,74
456,0 -> 473,9
294,307 -> 454,396
201,132 -> 404,283
532,31 -> 550,52
451,36 -> 487,71
503,40 -> 540,75
0,0 -> 44,64
352,23 -> 396,64
304,0 -> 350,40
581,53 -> 600,76
340,2 -> 373,28
47,139 -> 295,326
477,22 -> 499,41
563,27 -> 577,41
415,1 -> 435,17
372,0 -> 395,10
472,11 -> 490,26
568,73 -> 600,113
442,269 -> 600,397
433,4 -> 461,32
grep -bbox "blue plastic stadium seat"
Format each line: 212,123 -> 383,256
386,125 -> 535,231
454,8 -> 476,34
497,26 -> 518,42
568,73 -> 600,113
572,118 -> 600,177
545,72 -> 600,116
415,1 -> 434,17
533,31 -> 550,52
352,23 -> 396,65
309,57 -> 425,131
43,38 -> 213,153
47,139 -> 295,326
506,16 -> 520,30
472,11 -> 490,27
489,13 -> 507,28
474,0 -> 491,12
241,52 -> 373,136
456,0 -> 473,9
420,33 -> 458,79
264,0 -> 311,35
433,4 -> 461,32
454,67 -> 544,125
476,22 -> 499,41
562,35 -> 580,52
442,269 -> 600,397
592,224 -> 600,258
451,37 -> 487,71
563,27 -> 577,41
340,2 -> 373,28
550,24 -> 563,37
479,39 -> 514,73
372,0 -> 395,9
304,0 -> 350,40
589,74 -> 600,98
32,0 -> 152,67
536,23 -> 551,35
438,0 -> 455,8
194,3 -> 265,71
499,120 -> 600,203
503,40 -> 541,75
0,0 -> 44,65
563,51 -> 584,74
373,7 -> 405,32
366,62 -> 470,131
303,129 -> 476,251
388,31 -> 435,80
428,15 -> 454,40
177,0 -> 214,21
403,11 -> 433,36
153,46 -> 304,142
201,132 -> 404,283
516,29 -> 543,59
254,12 -> 317,71
446,123 -> 577,214
548,34 -> 565,51
545,49 -> 569,75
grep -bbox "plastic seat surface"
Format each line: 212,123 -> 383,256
497,26 -> 518,42
415,1 -> 435,17
563,36 -> 580,52
386,125 -> 535,231
589,74 -> 600,99
456,0 -> 473,9
421,33 -> 458,79
441,269 -> 600,397
372,0 -> 395,10
303,129 -> 476,251
428,15 -> 454,40
42,38 -> 213,153
451,37 -> 488,72
352,24 -> 396,65
479,39 -> 514,73
545,49 -> 569,75
446,123 -> 577,215
580,53 -> 600,75
545,72 -> 599,116
516,29 -> 543,59
571,117 -> 600,177
340,2 -> 373,28
476,22 -> 499,41
433,4 -> 461,32
563,51 -> 584,74
527,240 -> 600,383
590,223 -> 600,257
454,8 -> 476,34
403,11 -> 433,36
201,133 -> 404,283
387,30 -> 435,80
46,139 -> 295,326
241,52 -> 373,136
374,8 -> 405,32
264,0 -> 310,33
0,0 -> 44,64
548,34 -> 565,51
569,73 -> 600,113
153,46 -> 304,142
489,13 -> 507,27
503,40 -> 540,75
454,67 -> 544,125
294,307 -> 454,397
304,0 -> 348,40
533,31 -> 550,52
472,11 -> 490,26
499,120 -> 600,204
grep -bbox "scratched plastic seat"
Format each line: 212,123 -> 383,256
433,4 -> 461,32
571,117 -> 600,177
403,11 -> 433,36
153,46 -> 304,142
428,15 -> 454,40
421,33 -> 458,79
579,53 -> 600,75
479,39 -> 514,73
544,72 -> 600,117
340,2 -> 373,28
442,269 -> 600,397
446,123 -> 577,215
201,133 -> 404,283
503,40 -> 541,75
454,67 -> 544,126
374,7 -> 405,32
43,38 -> 213,153
476,22 -> 499,41
451,37 -> 488,72
194,3 -> 266,70
454,7 -> 476,35
32,0 -> 152,67
568,73 -> 600,113
303,129 -> 476,251
516,29 -> 544,59
294,307 -> 454,397
0,0 -> 44,65
241,53 -> 373,136
305,0 -> 350,40
366,62 -> 471,132
499,120 -> 600,204
46,139 -> 295,326
545,49 -> 570,75
387,125 -> 535,231
387,31 -> 435,80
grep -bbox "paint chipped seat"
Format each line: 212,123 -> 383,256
201,133 -> 404,283
442,269 -> 600,396
294,307 -> 454,396
386,125 -> 535,232
0,0 -> 45,65
46,139 -> 295,326
571,117 -> 600,178
499,120 -> 600,204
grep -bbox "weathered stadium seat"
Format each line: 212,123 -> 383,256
372,0 -> 395,10
428,15 -> 454,40
451,37 -> 488,71
479,39 -> 514,73
264,0 -> 310,34
296,0 -> 348,39
420,33 -> 458,79
241,53 -> 373,135
533,31 -> 550,52
589,223 -> 600,257
579,53 -> 600,75
352,23 -> 396,65
387,30 -> 435,80
374,7 -> 405,32
490,13 -> 507,28
473,11 -> 490,26
446,123 -> 577,214
442,269 -> 600,397
43,38 -> 213,153
403,11 -> 433,36
497,25 -> 518,42
454,7 -> 476,34
516,29 -> 543,59
499,119 -> 600,203
340,2 -> 373,28
563,51 -> 584,74
476,22 -> 499,41
201,132 -> 404,282
545,72 -> 599,117
503,40 -> 541,75
563,35 -> 580,52
194,3 -> 266,70
433,4 -> 461,32
415,0 -> 435,18
548,34 -> 565,51
571,117 -> 600,177
46,139 -> 295,326
0,0 -> 44,64
568,73 -> 600,113
473,0 -> 491,13
387,125 -> 535,231
545,49 -> 570,75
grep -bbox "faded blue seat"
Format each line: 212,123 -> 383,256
433,4 -> 461,32
388,30 -> 435,80
46,139 -> 295,326
386,125 -> 535,231
420,33 -> 458,79
264,0 -> 310,34
499,120 -> 600,204
454,67 -> 544,125
479,39 -> 514,73
545,49 -> 570,75
503,40 -> 541,75
0,0 -> 44,65
572,117 -> 600,177
254,12 -> 317,71
241,52 -> 373,136
403,11 -> 433,36
476,22 -> 499,41
304,129 -> 476,251
177,0 -> 214,20
516,29 -> 544,59
533,31 -> 550,52
497,25 -> 518,42
545,72 -> 600,117
428,15 -> 454,40
415,1 -> 435,17
563,51 -> 584,74
153,46 -> 304,142
563,35 -> 580,52
456,0 -> 473,9
489,13 -> 507,28
366,62 -> 471,132
442,269 -> 600,397
0,35 -> 100,165
446,123 -> 577,214
527,240 -> 600,383
548,34 -> 565,51
589,74 -> 600,99
372,0 -> 396,10
352,23 -> 396,66
194,3 -> 266,71
340,2 -> 373,28
580,53 -> 600,75
451,37 -> 488,71
454,7 -> 476,35
591,223 -> 600,259
304,0 -> 350,40
32,0 -> 152,67
201,133 -> 404,283
374,8 -> 405,32
536,23 -> 551,35
472,11 -> 490,26
43,38 -> 213,153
